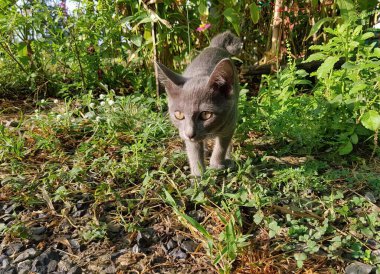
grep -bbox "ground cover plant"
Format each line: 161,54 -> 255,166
1,0 -> 380,273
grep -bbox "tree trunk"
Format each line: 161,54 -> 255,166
270,0 -> 284,60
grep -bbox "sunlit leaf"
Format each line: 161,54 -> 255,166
314,56 -> 340,79
361,110 -> 380,131
223,8 -> 240,35
307,17 -> 334,39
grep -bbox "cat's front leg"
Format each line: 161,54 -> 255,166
185,140 -> 205,176
210,135 -> 233,169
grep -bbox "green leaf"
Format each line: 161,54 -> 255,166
373,48 -> 380,58
360,32 -> 375,41
163,188 -> 177,207
339,140 -> 353,155
314,56 -> 340,79
361,110 -> 380,131
350,133 -> 358,145
307,17 -> 334,39
249,3 -> 260,24
303,53 -> 326,63
17,42 -> 28,57
253,210 -> 264,225
130,35 -> 142,47
336,0 -> 356,21
268,220 -> 281,238
294,252 -> 307,268
223,8 -> 240,35
351,82 -> 367,94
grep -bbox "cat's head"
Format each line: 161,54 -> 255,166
156,59 -> 237,142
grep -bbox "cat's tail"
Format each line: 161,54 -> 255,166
210,30 -> 243,55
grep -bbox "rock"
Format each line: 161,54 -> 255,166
4,204 -> 21,214
0,254 -> 10,269
172,234 -> 185,244
166,239 -> 177,251
67,266 -> 82,274
132,244 -> 140,253
5,242 -> 23,256
371,250 -> 380,264
31,248 -> 61,273
47,260 -> 58,272
57,260 -> 71,272
3,267 -> 17,274
181,240 -> 197,253
345,262 -> 375,274
188,209 -> 206,223
169,247 -> 187,259
136,228 -> 158,248
17,259 -> 32,274
103,264 -> 117,273
13,248 -> 38,264
30,226 -> 46,235
364,192 -> 377,203
69,239 -> 81,251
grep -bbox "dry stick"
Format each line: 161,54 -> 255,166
151,20 -> 161,110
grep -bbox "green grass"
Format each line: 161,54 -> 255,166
1,91 -> 380,273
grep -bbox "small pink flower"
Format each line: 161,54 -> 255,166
196,23 -> 211,32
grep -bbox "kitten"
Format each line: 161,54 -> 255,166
156,31 -> 242,176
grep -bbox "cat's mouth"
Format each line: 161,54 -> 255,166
180,133 -> 205,142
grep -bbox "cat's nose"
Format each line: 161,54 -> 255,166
185,130 -> 196,140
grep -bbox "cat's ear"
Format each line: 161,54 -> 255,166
155,62 -> 187,96
207,58 -> 235,97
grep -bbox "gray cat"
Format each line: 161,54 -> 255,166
156,31 -> 242,176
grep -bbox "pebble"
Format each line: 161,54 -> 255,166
345,262 -> 375,274
5,243 -> 23,256
13,248 -> 38,264
67,266 -> 82,274
168,247 -> 187,259
166,239 -> 177,251
188,209 -> 206,223
3,267 -> 17,274
47,260 -> 58,273
136,228 -> 158,248
57,259 -> 72,272
30,226 -> 46,235
103,264 -> 116,273
69,239 -> 81,251
364,192 -> 377,203
180,240 -> 197,253
0,254 -> 10,269
17,259 -> 32,274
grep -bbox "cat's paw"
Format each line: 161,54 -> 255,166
210,159 -> 236,170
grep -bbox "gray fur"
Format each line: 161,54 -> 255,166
156,31 -> 241,176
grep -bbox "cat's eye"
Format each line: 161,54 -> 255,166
200,111 -> 213,120
174,111 -> 185,120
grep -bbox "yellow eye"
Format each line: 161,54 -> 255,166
174,111 -> 185,120
200,111 -> 213,120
